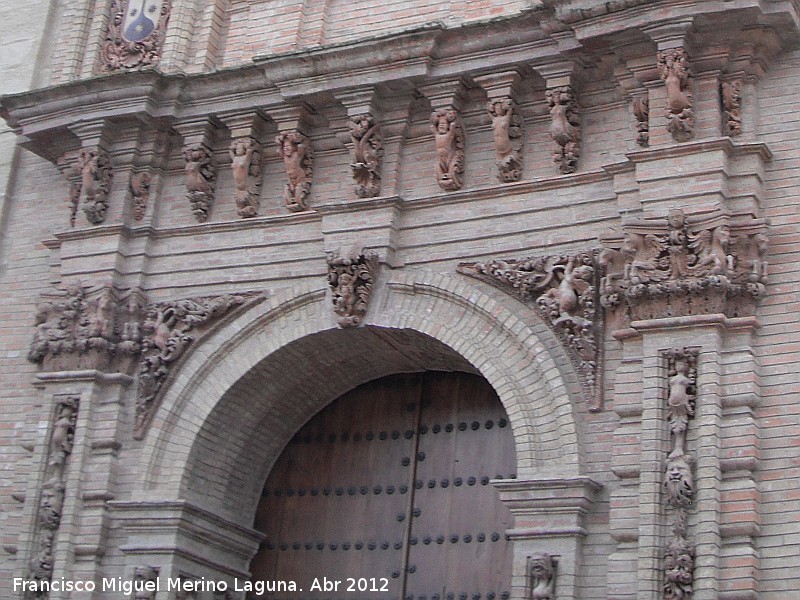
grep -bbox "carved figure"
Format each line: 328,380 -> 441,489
349,114 -> 383,197
276,131 -> 313,212
688,225 -> 732,276
99,0 -> 171,72
721,80 -> 742,137
529,553 -> 556,600
633,95 -> 649,147
430,108 -> 465,191
133,566 -> 159,600
229,137 -> 262,218
658,48 -> 694,142
666,209 -> 689,278
38,483 -> 65,530
488,98 -> 524,182
327,252 -> 378,328
667,359 -> 694,458
546,86 -> 580,174
537,256 -> 593,328
130,171 -> 151,221
664,536 -> 695,600
79,148 -> 113,225
184,145 -> 216,222
664,454 -> 694,508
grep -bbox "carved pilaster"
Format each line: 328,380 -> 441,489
269,106 -> 315,212
98,0 -> 172,73
546,85 -> 580,174
229,137 -> 263,218
720,80 -> 742,137
348,113 -> 383,197
77,148 -> 113,225
419,81 -> 467,191
183,144 -> 216,222
475,71 -> 525,183
458,251 -> 603,410
658,47 -> 695,142
326,250 -> 379,328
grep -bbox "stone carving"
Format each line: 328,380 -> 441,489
99,0 -> 171,72
633,96 -> 649,147
276,130 -> 313,212
546,86 -> 580,174
133,565 -> 159,600
658,48 -> 694,142
230,137 -> 263,218
458,252 -> 602,410
600,209 -> 769,322
488,98 -> 524,182
26,396 -> 79,600
78,148 -> 113,225
135,292 -> 259,438
327,251 -> 379,328
430,108 -> 465,191
666,355 -> 695,459
664,536 -> 695,600
28,283 -> 145,374
528,552 -> 557,600
348,114 -> 383,197
184,144 -> 216,222
721,80 -> 742,137
131,171 -> 151,221
67,182 -> 81,228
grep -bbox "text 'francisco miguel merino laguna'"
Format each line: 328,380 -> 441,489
14,577 -> 295,596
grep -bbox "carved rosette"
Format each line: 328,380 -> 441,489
327,252 -> 379,328
430,108 -> 465,191
78,148 -> 113,225
633,96 -> 650,147
488,98 -> 524,182
276,130 -> 313,212
658,48 -> 695,142
546,86 -> 580,174
600,209 -> 769,323
230,137 -> 263,218
528,553 -> 557,600
133,566 -> 160,600
721,80 -> 742,137
134,292 -> 260,438
26,396 -> 79,600
458,251 -> 602,410
130,171 -> 151,221
99,0 -> 171,73
27,283 -> 145,374
662,348 -> 698,600
348,114 -> 383,197
183,144 -> 216,222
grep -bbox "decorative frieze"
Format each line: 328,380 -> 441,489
99,0 -> 171,72
600,209 -> 768,322
528,553 -> 557,600
546,86 -> 580,174
458,252 -> 602,410
130,171 -> 152,222
326,251 -> 379,328
276,131 -> 313,212
488,98 -> 524,182
658,48 -> 694,142
135,292 -> 260,438
430,108 -> 466,191
348,113 -> 383,197
633,95 -> 650,147
229,137 -> 263,218
28,283 -> 144,374
78,148 -> 113,225
26,396 -> 79,600
183,144 -> 216,222
721,80 -> 742,137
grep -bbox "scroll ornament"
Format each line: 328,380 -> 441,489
488,98 -> 524,182
134,293 -> 259,438
99,0 -> 171,72
546,86 -> 580,174
658,48 -> 694,142
327,252 -> 379,328
276,131 -> 313,212
184,144 -> 216,222
27,283 -> 144,374
430,108 -> 465,191
529,553 -> 557,600
458,252 -> 602,410
348,114 -> 383,197
78,148 -> 113,225
230,137 -> 263,218
600,209 -> 768,322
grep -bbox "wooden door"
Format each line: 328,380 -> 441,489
250,372 -> 516,600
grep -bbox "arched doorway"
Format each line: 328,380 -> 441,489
250,371 -> 516,600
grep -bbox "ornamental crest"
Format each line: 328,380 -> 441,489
99,0 -> 171,72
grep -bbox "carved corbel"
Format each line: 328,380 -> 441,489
327,249 -> 379,328
419,81 -> 467,191
546,85 -> 580,174
77,148 -> 113,224
56,152 -> 83,227
219,112 -> 268,218
175,119 -> 219,222
658,47 -> 695,142
458,251 -> 602,410
130,171 -> 151,222
528,553 -> 557,600
632,95 -> 650,147
334,89 -> 385,198
269,106 -> 315,212
475,71 -> 525,183
98,0 -> 172,73
720,80 -> 742,137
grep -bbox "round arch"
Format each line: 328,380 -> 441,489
135,270 -> 588,525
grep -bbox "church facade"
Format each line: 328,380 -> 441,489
0,1 -> 799,598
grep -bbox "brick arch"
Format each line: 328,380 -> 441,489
137,271 -> 587,525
